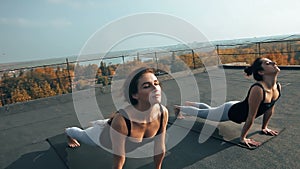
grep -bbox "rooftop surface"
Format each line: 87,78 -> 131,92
0,68 -> 299,169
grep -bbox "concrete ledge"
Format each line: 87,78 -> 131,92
221,64 -> 300,70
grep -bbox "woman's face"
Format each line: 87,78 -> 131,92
132,72 -> 161,105
261,58 -> 280,74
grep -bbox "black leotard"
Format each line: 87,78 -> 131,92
228,82 -> 281,124
104,104 -> 164,152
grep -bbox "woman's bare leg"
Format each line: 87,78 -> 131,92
175,101 -> 239,122
65,127 -> 96,147
174,105 -> 185,119
185,101 -> 211,109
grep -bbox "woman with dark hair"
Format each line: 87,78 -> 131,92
66,67 -> 168,169
174,57 -> 281,148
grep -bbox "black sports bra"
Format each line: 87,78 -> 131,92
228,82 -> 281,123
107,104 -> 164,152
117,105 -> 164,138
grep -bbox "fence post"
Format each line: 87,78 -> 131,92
0,87 -> 5,106
257,42 -> 261,57
216,45 -> 220,65
154,52 -> 158,70
66,58 -> 72,92
171,51 -> 175,66
287,41 -> 291,61
137,52 -> 140,61
192,49 -> 196,69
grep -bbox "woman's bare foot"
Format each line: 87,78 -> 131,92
67,135 -> 80,148
174,105 -> 185,119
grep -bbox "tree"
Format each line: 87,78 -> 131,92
40,81 -> 56,97
29,82 -> 44,99
100,61 -> 108,76
96,76 -> 108,86
11,88 -> 31,103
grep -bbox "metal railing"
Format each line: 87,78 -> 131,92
1,37 -> 300,106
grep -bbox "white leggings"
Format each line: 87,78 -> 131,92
178,101 -> 239,122
65,119 -> 109,146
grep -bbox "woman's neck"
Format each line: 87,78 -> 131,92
262,75 -> 277,89
127,103 -> 160,122
134,102 -> 151,112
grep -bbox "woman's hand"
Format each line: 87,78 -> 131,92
262,128 -> 279,136
240,138 -> 261,148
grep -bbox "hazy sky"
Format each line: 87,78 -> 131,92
0,0 -> 299,63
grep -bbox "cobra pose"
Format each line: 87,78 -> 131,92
174,57 -> 281,148
66,67 -> 168,169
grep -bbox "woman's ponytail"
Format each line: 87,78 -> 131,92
244,66 -> 253,76
245,58 -> 264,81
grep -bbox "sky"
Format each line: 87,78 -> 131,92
0,0 -> 300,63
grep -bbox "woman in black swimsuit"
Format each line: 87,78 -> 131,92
174,57 -> 281,148
66,67 -> 168,169
110,67 -> 168,169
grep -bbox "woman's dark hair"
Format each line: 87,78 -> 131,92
244,57 -> 264,81
123,67 -> 156,105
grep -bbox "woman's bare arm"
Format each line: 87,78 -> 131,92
240,85 -> 263,147
110,114 -> 128,169
153,107 -> 168,169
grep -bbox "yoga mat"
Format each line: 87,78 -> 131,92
46,134 -> 155,169
168,116 -> 284,150
47,124 -> 233,169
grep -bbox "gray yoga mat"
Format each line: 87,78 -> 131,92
168,116 -> 284,150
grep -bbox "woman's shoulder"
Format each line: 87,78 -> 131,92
248,82 -> 266,93
159,104 -> 169,122
161,105 -> 168,114
110,111 -> 129,134
247,83 -> 265,102
249,83 -> 265,93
